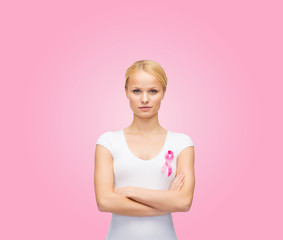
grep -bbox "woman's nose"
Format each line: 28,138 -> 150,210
141,93 -> 149,103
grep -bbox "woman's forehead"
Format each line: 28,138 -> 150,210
129,75 -> 160,86
128,81 -> 162,89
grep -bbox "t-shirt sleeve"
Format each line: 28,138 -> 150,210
179,133 -> 194,154
96,131 -> 113,156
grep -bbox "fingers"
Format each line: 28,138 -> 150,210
177,180 -> 184,190
171,172 -> 185,190
175,173 -> 185,188
171,173 -> 181,189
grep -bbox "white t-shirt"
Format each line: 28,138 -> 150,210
96,129 -> 194,240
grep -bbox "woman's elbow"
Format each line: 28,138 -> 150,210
97,192 -> 117,212
96,198 -> 107,212
182,202 -> 192,212
180,197 -> 193,212
97,194 -> 112,212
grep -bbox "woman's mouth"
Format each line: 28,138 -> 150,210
139,106 -> 152,111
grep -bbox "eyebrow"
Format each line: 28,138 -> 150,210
131,86 -> 159,89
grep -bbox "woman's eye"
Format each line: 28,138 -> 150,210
133,90 -> 157,94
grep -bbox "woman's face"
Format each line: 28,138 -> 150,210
125,70 -> 166,118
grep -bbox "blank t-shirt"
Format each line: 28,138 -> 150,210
96,129 -> 194,240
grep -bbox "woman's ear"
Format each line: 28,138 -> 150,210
125,88 -> 129,99
162,88 -> 166,100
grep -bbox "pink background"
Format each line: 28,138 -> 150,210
1,0 -> 282,239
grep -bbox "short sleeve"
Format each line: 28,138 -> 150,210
179,133 -> 194,154
96,131 -> 113,156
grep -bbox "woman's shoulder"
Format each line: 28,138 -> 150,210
96,130 -> 123,155
169,130 -> 194,144
96,129 -> 122,141
168,130 -> 191,137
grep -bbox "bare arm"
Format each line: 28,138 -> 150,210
100,191 -> 171,216
94,144 -> 170,217
115,146 -> 195,212
121,186 -> 185,213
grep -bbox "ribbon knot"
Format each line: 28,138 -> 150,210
161,150 -> 174,177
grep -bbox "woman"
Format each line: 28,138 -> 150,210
94,59 -> 195,240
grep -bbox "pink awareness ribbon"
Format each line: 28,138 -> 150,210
161,150 -> 174,177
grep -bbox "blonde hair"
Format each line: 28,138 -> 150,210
124,60 -> 168,90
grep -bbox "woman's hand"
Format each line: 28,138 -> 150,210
115,173 -> 185,197
169,172 -> 185,191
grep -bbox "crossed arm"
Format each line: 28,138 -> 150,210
115,183 -> 189,213
95,145 -> 195,216
115,146 -> 195,213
